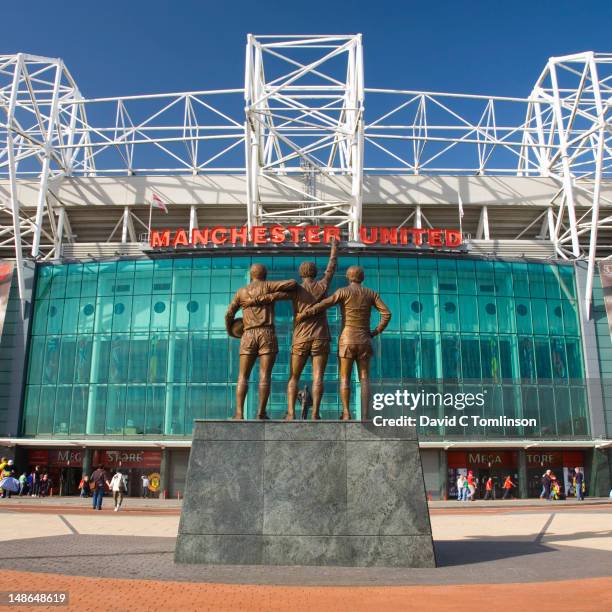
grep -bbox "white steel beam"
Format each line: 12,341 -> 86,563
5,55 -> 26,302
32,61 -> 63,257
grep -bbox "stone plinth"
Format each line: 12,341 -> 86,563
175,421 -> 435,567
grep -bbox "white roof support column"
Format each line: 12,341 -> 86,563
5,55 -> 26,302
32,61 -> 63,258
476,205 -> 490,240
548,62 -> 581,257
189,205 -> 199,235
121,206 -> 134,244
584,57 -> 606,319
414,205 -> 422,229
54,207 -> 65,258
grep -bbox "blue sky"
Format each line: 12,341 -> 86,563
3,0 -> 610,98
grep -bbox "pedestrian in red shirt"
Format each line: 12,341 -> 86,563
484,476 -> 494,500
467,470 -> 476,501
502,475 -> 516,500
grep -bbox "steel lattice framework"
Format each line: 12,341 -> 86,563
0,39 -> 611,316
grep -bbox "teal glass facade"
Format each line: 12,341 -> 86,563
21,255 -> 589,439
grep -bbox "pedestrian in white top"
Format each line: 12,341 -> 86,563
141,475 -> 150,498
109,470 -> 127,512
457,475 -> 466,501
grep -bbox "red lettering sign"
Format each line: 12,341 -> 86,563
150,230 -> 171,248
93,450 -> 161,469
526,451 -> 565,467
149,225 -> 463,249
448,451 -> 518,468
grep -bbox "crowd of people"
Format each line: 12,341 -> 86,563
456,467 -> 586,501
0,458 -> 153,511
0,459 -> 53,498
456,471 -> 517,501
540,467 -> 585,501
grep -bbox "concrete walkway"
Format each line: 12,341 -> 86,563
0,502 -> 610,610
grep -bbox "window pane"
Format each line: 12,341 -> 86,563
125,386 -> 146,434
146,386 -> 165,434
23,386 -> 40,435
106,385 -> 126,434
461,336 -> 481,379
70,386 -> 88,434
53,386 -> 72,434
58,337 -> 77,384
149,334 -> 168,383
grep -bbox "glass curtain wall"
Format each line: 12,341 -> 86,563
22,255 -> 588,438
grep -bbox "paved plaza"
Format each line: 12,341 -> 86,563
0,498 -> 610,610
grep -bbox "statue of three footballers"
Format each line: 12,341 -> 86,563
224,239 -> 391,421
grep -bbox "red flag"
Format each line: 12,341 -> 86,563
151,193 -> 168,214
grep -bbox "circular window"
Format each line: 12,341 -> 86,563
444,302 -> 456,314
114,302 -> 125,315
516,304 -> 528,316
154,301 -> 166,314
485,303 -> 496,315
554,306 -> 562,318
411,301 -> 423,314
83,304 -> 94,316
187,300 -> 199,313
49,306 -> 57,317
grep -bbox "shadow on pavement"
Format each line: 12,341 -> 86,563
435,538 -> 554,566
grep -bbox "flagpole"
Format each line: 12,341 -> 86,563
147,197 -> 153,241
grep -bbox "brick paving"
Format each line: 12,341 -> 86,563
1,570 -> 611,611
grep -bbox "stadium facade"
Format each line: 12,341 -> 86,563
0,36 -> 611,499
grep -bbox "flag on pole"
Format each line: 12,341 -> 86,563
458,192 -> 464,219
151,193 -> 168,214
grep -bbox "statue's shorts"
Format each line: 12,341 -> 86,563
338,342 -> 373,360
239,326 -> 279,356
291,339 -> 330,357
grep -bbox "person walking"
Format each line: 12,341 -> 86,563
502,475 -> 516,499
550,474 -> 560,500
30,465 -> 41,497
574,468 -> 585,501
467,470 -> 476,501
90,465 -> 109,510
484,476 -> 494,500
78,474 -> 90,498
18,473 -> 27,496
109,470 -> 127,512
39,473 -> 50,497
456,474 -> 465,501
1,460 -> 18,499
141,474 -> 150,498
540,469 -> 552,500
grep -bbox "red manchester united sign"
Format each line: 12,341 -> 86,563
149,225 -> 463,249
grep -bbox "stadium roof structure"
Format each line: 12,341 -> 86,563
0,35 -> 611,315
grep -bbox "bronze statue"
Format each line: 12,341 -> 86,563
225,265 -> 297,420
244,239 -> 337,419
296,266 -> 391,420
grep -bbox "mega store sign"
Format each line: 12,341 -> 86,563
27,449 -> 161,469
150,225 -> 463,249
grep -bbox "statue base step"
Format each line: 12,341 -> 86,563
175,420 -> 436,568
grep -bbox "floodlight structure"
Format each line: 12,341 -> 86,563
520,52 -> 612,316
0,53 -> 90,299
244,34 -> 364,240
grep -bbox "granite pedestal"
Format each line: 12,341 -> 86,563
175,420 -> 436,567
